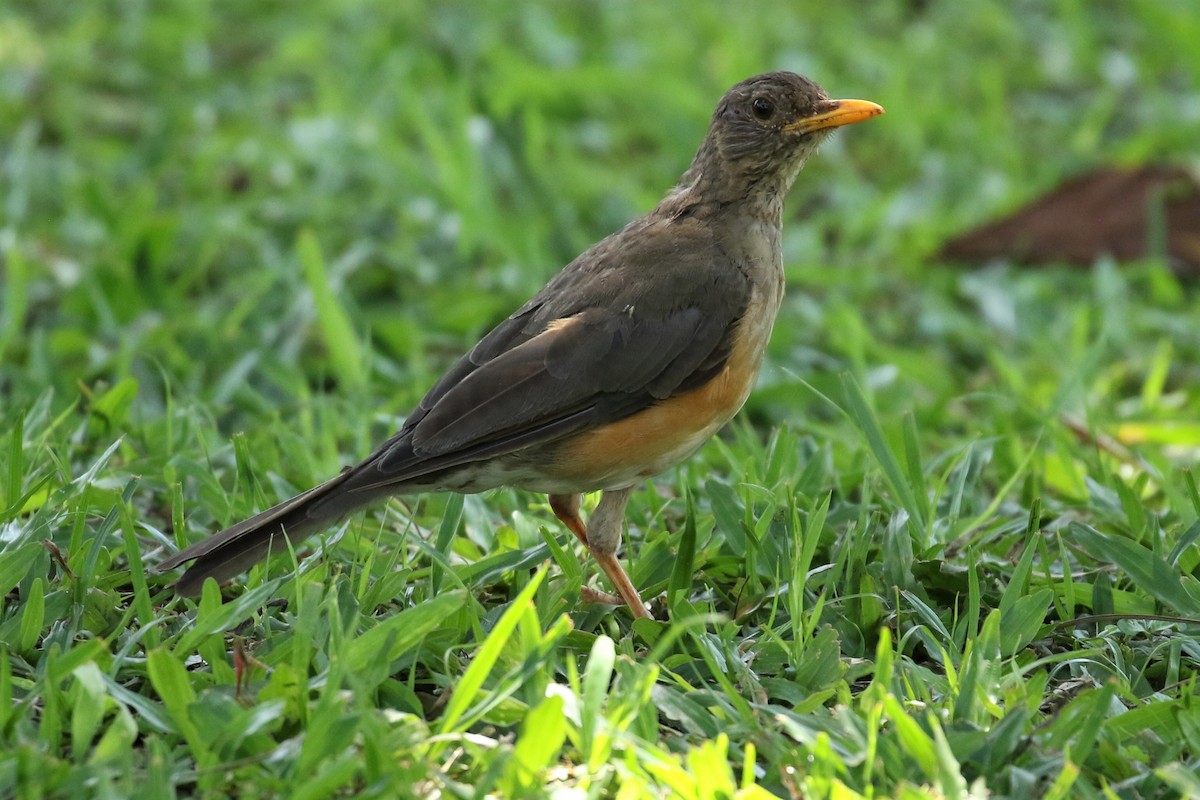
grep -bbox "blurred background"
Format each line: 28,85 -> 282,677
4,4 -> 1200,794
2,0 -> 1199,483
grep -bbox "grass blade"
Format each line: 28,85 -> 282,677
1069,522 -> 1200,616
840,373 -> 927,537
438,567 -> 547,735
298,230 -> 367,391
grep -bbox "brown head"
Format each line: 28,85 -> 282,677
671,71 -> 883,206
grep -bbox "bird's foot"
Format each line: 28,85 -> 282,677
579,586 -> 624,606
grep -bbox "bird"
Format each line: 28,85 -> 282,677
157,72 -> 883,619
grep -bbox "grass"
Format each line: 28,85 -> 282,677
3,1 -> 1200,797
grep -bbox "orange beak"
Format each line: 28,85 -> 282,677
784,98 -> 885,133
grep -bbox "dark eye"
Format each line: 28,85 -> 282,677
751,97 -> 774,120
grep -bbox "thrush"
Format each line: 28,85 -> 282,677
157,72 -> 883,619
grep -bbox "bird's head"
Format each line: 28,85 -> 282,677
679,72 -> 883,204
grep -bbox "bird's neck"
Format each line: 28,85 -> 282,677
656,142 -> 794,228
653,154 -> 787,293
657,165 -> 786,229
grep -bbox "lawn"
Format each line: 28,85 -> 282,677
3,1 -> 1200,797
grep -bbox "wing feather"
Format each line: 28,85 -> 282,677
341,216 -> 754,494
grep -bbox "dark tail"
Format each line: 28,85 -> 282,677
157,469 -> 362,597
156,413 -> 538,596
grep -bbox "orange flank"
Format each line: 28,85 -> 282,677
552,315 -> 768,487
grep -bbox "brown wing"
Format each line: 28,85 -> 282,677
331,216 -> 753,497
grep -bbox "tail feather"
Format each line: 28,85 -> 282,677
158,470 -> 360,597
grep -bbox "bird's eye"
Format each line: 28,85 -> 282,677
751,97 -> 774,120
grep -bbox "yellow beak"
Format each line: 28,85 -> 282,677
784,99 -> 885,133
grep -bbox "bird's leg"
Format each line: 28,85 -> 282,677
550,487 -> 651,620
550,492 -> 620,605
549,493 -> 589,546
549,493 -> 624,606
549,491 -> 619,604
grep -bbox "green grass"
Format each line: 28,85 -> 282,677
3,1 -> 1200,797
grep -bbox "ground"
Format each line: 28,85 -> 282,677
2,2 -> 1200,798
